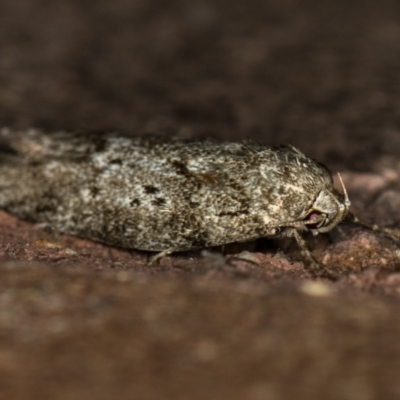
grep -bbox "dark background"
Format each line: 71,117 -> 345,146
1,0 -> 400,170
2,1 -> 400,399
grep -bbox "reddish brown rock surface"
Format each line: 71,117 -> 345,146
2,1 -> 400,399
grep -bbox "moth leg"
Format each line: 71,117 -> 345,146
293,230 -> 320,271
149,249 -> 174,264
346,212 -> 400,239
293,230 -> 334,279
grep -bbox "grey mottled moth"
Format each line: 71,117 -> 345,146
0,128 -> 398,277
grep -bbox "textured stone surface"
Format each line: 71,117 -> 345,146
1,0 -> 400,399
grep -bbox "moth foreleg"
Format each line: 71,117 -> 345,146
293,230 -> 334,279
149,249 -> 175,264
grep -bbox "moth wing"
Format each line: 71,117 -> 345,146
0,128 -> 114,163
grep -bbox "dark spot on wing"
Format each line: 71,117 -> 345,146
183,228 -> 209,248
153,198 -> 166,206
35,203 -> 56,213
110,158 -> 123,165
90,136 -> 108,153
131,198 -> 141,206
144,185 -> 159,194
90,186 -> 100,198
171,160 -> 190,176
217,211 -> 240,217
0,139 -> 18,156
216,208 -> 249,217
196,172 -> 223,186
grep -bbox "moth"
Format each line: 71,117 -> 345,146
0,128 -> 398,277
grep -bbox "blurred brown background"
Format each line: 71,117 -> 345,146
2,1 -> 400,399
1,0 -> 400,169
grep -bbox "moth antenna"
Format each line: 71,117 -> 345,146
347,213 -> 400,240
337,173 -> 350,208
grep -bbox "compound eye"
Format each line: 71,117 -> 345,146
303,210 -> 327,229
306,211 -> 321,221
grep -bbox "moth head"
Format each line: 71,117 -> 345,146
303,173 -> 351,234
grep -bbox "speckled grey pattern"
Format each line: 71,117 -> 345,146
0,129 -> 352,265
